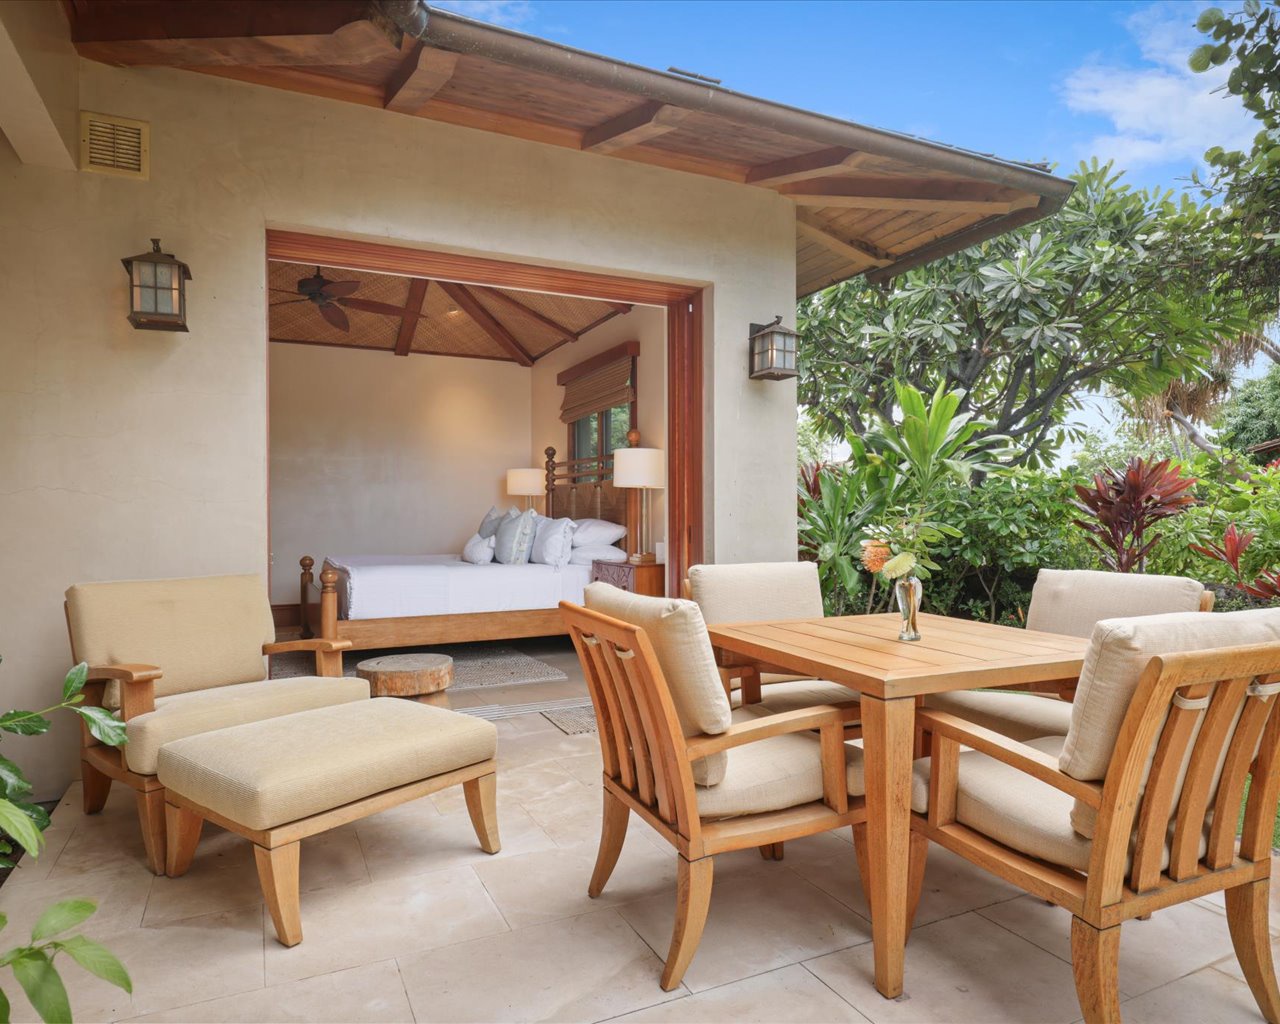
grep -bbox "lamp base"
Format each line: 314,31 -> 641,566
629,552 -> 657,565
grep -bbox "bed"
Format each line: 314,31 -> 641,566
298,443 -> 639,650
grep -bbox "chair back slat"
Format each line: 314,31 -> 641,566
1205,687 -> 1277,869
1128,683 -> 1206,892
1167,677 -> 1250,880
1240,690 -> 1280,860
562,602 -> 700,842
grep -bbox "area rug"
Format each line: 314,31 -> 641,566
269,645 -> 568,690
541,702 -> 599,735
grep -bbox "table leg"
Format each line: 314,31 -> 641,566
859,694 -> 916,999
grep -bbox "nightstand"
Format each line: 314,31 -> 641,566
590,560 -> 665,597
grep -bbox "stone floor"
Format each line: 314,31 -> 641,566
3,637 -> 1277,1023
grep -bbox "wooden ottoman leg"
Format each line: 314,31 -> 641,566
136,789 -> 167,876
463,773 -> 501,854
256,843 -> 303,947
164,803 -> 204,877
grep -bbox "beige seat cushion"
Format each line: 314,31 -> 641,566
66,575 -> 275,702
687,561 -> 823,623
584,583 -> 732,786
696,708 -> 864,820
923,689 -> 1072,741
1060,608 -> 1280,782
125,676 -> 370,774
1026,569 -> 1204,638
754,680 -> 859,715
158,699 -> 497,831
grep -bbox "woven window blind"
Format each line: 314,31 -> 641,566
560,355 -> 634,424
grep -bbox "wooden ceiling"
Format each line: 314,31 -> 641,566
268,260 -> 626,363
63,2 -> 1075,297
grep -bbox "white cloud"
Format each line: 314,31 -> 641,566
431,1 -> 535,29
1061,2 -> 1256,172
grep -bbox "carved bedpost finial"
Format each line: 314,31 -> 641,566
300,555 -> 314,572
320,568 -> 338,592
545,446 -> 557,514
627,429 -> 640,448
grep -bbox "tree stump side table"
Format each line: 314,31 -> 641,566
355,653 -> 454,707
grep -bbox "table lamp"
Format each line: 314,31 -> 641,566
612,447 -> 664,564
506,468 -> 543,511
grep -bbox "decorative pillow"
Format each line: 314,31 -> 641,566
569,545 -> 628,566
462,532 -> 496,565
572,518 -> 628,548
494,508 -> 538,565
531,517 -> 576,568
478,505 -> 518,541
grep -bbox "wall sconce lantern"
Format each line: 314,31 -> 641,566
748,316 -> 799,381
122,238 -> 191,331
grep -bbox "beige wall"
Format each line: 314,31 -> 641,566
530,305 -> 667,544
0,55 -> 796,795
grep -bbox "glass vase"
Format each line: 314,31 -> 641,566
895,575 -> 922,641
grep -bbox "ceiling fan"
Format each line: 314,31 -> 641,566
269,267 -> 421,331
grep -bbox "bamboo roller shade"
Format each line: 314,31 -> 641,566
560,354 -> 634,423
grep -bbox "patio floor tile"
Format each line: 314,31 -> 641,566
805,911 -> 1082,1024
608,963 -> 871,1023
397,908 -> 683,1023
0,859 -> 154,937
1119,964 -> 1267,1024
978,893 -> 1237,997
122,959 -> 414,1023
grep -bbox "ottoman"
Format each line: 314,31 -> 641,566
157,698 -> 499,946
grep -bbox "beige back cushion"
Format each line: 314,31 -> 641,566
1060,608 -> 1280,782
687,561 -> 823,624
583,582 -> 733,786
1027,569 -> 1204,638
66,575 -> 275,699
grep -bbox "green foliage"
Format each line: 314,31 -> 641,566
1216,363 -> 1280,459
798,162 -> 1266,467
1070,459 -> 1198,573
0,663 -> 132,1022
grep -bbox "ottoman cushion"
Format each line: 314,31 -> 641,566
157,698 -> 497,830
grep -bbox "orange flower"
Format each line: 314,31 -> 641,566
860,540 -> 890,574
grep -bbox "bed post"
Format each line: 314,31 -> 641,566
319,568 -> 339,643
544,446 -> 556,517
624,429 -> 642,558
299,556 -> 314,639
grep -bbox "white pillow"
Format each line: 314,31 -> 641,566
494,508 -> 538,565
570,544 -> 628,566
572,518 -> 628,547
462,532 -> 496,565
478,505 -> 518,540
531,517 -> 576,568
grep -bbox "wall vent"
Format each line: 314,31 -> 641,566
79,112 -> 150,180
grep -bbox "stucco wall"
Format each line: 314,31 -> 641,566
0,58 -> 796,795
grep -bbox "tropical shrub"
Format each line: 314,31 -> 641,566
1070,459 -> 1198,572
1215,364 -> 1280,460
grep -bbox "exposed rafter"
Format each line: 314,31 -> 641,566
437,281 -> 535,366
795,211 -> 893,268
581,101 -> 689,156
745,147 -> 862,187
394,279 -> 430,356
384,44 -> 458,114
778,176 -> 1030,214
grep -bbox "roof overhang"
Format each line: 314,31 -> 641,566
61,0 -> 1075,296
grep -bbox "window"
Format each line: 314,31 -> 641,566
571,402 -> 633,461
559,342 -> 639,467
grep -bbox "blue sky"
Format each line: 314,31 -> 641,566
436,0 -> 1257,195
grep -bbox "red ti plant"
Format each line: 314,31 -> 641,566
1071,458 -> 1197,573
1190,524 -> 1280,600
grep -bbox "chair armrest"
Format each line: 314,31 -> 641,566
685,703 -> 860,760
83,664 -> 159,722
262,639 -> 353,655
85,664 -> 162,685
917,708 -> 1101,808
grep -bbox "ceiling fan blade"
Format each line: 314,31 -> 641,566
318,302 -> 350,331
337,297 -> 420,317
320,280 -> 360,299
269,298 -> 310,306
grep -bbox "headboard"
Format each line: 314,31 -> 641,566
544,431 -> 641,556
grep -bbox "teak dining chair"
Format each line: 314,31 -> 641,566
561,597 -> 872,991
912,609 -> 1280,1024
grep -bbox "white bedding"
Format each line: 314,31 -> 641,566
323,554 -> 593,620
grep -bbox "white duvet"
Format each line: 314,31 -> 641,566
323,554 -> 593,620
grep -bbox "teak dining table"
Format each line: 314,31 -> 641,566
707,611 -> 1089,1000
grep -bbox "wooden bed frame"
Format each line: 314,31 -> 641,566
298,438 -> 640,650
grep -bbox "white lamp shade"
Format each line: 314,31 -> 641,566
506,468 -> 544,496
612,447 -> 665,489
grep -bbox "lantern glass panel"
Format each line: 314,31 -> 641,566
156,286 -> 173,314
140,262 -> 155,286
140,287 -> 157,312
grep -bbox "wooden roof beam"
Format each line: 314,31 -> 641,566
393,279 -> 430,356
746,147 -> 862,187
437,281 -> 535,366
582,101 -> 690,156
778,176 -> 1037,214
384,44 -> 458,114
796,211 -> 894,269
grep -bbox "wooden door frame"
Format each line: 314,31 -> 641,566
264,230 -> 704,595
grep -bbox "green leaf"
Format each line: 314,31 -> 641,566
53,936 -> 131,994
881,552 -> 918,580
61,664 -> 87,704
0,983 -> 9,1024
1189,43 -> 1215,72
31,900 -> 95,942
0,713 -> 50,738
13,802 -> 50,833
0,758 -> 32,802
73,707 -> 126,748
11,951 -> 70,1024
1196,7 -> 1225,31
0,801 -> 43,859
